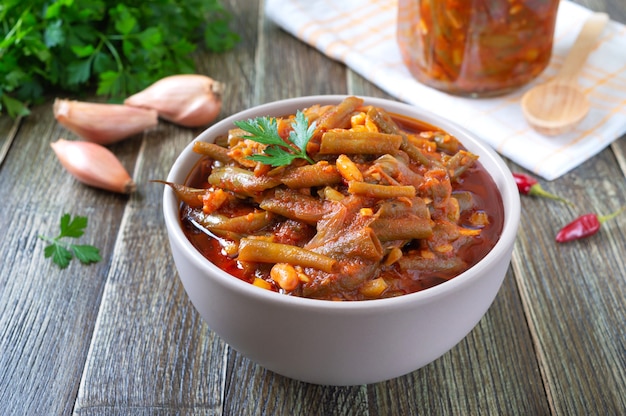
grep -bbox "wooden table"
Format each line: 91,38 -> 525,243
1,0 -> 625,414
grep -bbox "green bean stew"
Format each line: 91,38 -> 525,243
178,97 -> 504,300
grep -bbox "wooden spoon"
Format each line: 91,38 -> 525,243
521,12 -> 609,136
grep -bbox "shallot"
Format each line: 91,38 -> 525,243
54,99 -> 158,144
50,139 -> 136,194
124,74 -> 223,127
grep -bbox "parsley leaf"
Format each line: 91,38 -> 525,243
44,244 -> 74,270
235,111 -> 316,167
71,244 -> 103,264
289,110 -> 317,152
59,214 -> 88,238
39,213 -> 102,269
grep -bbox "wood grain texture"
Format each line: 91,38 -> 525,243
510,146 -> 626,415
0,0 -> 624,415
72,121 -> 230,416
258,6 -> 349,101
0,115 -> 21,166
0,101 -> 140,415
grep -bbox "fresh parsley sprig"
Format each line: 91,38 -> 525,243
38,214 -> 102,269
235,111 -> 316,167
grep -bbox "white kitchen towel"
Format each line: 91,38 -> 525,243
265,0 -> 626,180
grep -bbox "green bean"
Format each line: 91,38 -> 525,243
315,96 -> 364,132
367,106 -> 402,135
302,104 -> 333,124
208,166 -> 281,196
192,141 -> 232,164
446,150 -> 479,181
214,133 -> 230,148
194,211 -> 271,234
319,130 -> 402,155
239,238 -> 336,273
376,197 -> 430,219
432,132 -> 460,154
397,254 -> 466,275
370,216 -> 433,241
402,139 -> 437,167
260,189 -> 328,225
370,154 -> 423,187
312,226 -> 384,262
281,162 -> 342,189
367,106 -> 435,167
348,181 -> 415,199
152,180 -> 205,208
184,209 -> 243,241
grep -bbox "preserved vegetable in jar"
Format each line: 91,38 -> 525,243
397,0 -> 560,97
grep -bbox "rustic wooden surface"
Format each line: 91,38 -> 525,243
1,0 -> 625,415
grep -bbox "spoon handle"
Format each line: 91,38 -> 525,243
557,13 -> 609,83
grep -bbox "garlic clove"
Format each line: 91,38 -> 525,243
53,99 -> 158,145
124,74 -> 223,127
50,138 -> 136,194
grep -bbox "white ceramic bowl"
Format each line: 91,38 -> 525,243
163,95 -> 520,386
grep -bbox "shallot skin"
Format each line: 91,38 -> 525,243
50,139 -> 136,194
54,99 -> 158,144
124,74 -> 223,127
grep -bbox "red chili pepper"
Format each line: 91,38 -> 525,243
556,206 -> 626,242
513,173 -> 571,205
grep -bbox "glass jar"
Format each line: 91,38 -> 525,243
397,0 -> 560,97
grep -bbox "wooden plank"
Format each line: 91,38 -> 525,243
0,100 -> 141,414
510,147 -> 626,414
0,115 -> 21,166
505,2 -> 626,411
73,0 -> 258,414
224,354 -> 370,415
255,5 -> 349,103
73,122 -> 230,416
611,136 -> 626,175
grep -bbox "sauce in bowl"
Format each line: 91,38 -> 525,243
178,97 -> 504,300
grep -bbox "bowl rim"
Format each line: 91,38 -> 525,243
164,94 -> 520,312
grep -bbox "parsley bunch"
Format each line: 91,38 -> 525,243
0,0 -> 239,118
